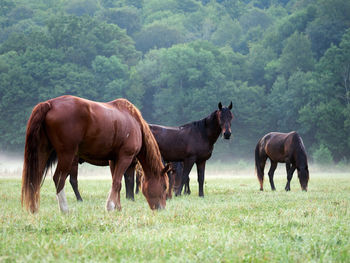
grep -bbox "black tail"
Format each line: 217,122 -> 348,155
255,142 -> 264,189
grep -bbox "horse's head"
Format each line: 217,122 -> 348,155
297,166 -> 309,191
142,164 -> 170,210
217,102 -> 234,140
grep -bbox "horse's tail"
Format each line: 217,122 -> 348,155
21,101 -> 54,213
255,142 -> 263,184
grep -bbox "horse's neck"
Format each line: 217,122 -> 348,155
137,143 -> 161,178
293,135 -> 307,167
295,148 -> 307,167
204,111 -> 221,145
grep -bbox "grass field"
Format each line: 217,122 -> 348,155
0,162 -> 349,262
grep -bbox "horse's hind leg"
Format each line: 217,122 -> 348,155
69,156 -> 83,202
175,159 -> 194,196
268,161 -> 277,191
53,152 -> 75,213
285,163 -> 296,191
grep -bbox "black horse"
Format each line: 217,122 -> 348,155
67,102 -> 233,200
149,102 -> 234,197
255,131 -> 309,192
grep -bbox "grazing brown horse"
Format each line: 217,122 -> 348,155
136,161 -> 176,199
149,102 -> 234,197
255,131 -> 309,192
21,95 -> 169,213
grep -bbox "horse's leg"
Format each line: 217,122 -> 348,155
124,162 -> 136,201
184,176 -> 191,195
175,158 -> 195,196
106,156 -> 134,211
285,164 -> 296,191
196,161 -> 206,197
53,152 -> 75,213
268,161 -> 277,191
135,171 -> 141,194
69,156 -> 83,202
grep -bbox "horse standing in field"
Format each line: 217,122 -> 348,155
148,102 -> 234,197
255,131 -> 309,192
21,95 -> 170,213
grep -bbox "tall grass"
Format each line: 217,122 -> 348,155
1,171 -> 349,262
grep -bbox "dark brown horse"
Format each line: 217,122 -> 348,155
21,95 -> 169,213
149,102 -> 234,197
255,131 -> 309,192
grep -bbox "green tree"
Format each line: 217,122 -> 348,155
279,32 -> 314,78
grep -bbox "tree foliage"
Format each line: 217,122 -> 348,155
0,0 -> 349,162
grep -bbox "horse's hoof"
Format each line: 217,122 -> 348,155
106,201 -> 116,211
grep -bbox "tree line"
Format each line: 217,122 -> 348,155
0,0 -> 349,163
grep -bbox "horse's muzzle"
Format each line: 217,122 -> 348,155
223,132 -> 231,140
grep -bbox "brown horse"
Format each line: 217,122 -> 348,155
135,162 -> 183,200
255,131 -> 309,192
148,102 -> 234,197
21,95 -> 169,213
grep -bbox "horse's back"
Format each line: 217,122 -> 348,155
44,95 -> 142,161
260,131 -> 298,162
150,124 -> 204,161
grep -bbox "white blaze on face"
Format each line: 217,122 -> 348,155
57,189 -> 69,213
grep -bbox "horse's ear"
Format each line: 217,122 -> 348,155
162,164 -> 171,174
218,102 -> 223,110
228,101 -> 233,110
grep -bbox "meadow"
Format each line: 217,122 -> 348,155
0,161 -> 349,262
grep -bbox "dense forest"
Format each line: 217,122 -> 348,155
0,0 -> 349,163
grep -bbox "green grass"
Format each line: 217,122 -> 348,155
0,173 -> 349,262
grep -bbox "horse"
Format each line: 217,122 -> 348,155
148,102 -> 234,197
136,161 -> 178,199
255,131 -> 309,192
21,95 -> 169,213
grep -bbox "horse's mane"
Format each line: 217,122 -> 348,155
113,99 -> 164,177
292,132 -> 308,160
180,110 -> 217,130
180,110 -> 219,140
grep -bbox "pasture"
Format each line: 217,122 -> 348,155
0,161 -> 349,262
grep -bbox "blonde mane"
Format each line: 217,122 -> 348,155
113,98 -> 164,177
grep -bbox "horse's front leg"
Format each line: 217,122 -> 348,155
196,161 -> 206,197
285,163 -> 296,191
106,156 -> 134,211
268,161 -> 277,191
